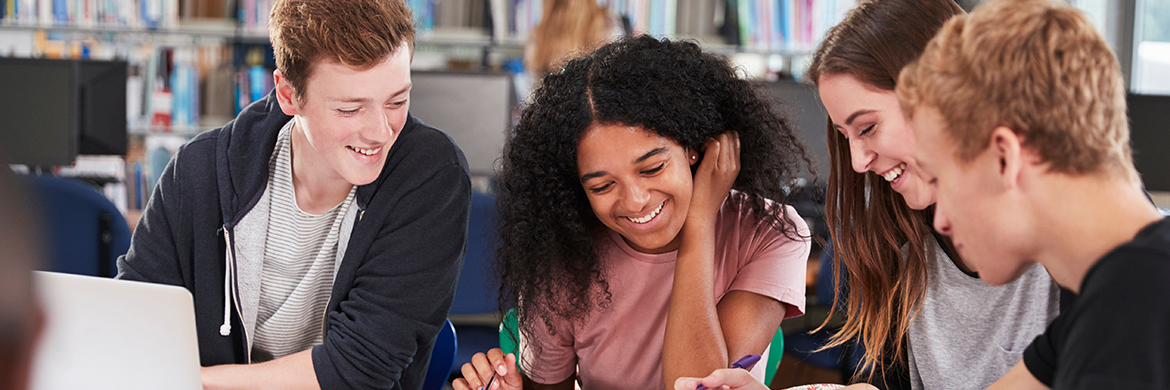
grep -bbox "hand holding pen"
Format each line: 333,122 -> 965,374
451,348 -> 522,390
676,354 -> 765,390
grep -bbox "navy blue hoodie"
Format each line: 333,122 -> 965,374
117,90 -> 470,390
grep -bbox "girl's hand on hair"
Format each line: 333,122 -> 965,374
688,131 -> 741,226
673,367 -> 767,390
452,349 -> 522,390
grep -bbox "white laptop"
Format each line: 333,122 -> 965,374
29,271 -> 202,390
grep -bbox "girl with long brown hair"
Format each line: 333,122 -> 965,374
807,0 -> 1061,389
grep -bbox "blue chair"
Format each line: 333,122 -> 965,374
782,241 -> 864,382
424,319 -> 458,390
450,192 -> 503,374
451,192 -> 498,315
22,175 -> 130,277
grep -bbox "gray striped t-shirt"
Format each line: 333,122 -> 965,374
251,120 -> 356,362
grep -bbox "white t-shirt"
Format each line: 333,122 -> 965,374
907,234 -> 1060,390
250,120 -> 355,362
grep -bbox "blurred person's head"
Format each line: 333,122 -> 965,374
898,0 -> 1133,285
526,0 -> 616,76
0,165 -> 46,390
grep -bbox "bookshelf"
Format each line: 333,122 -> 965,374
1,0 -> 852,134
0,0 -> 852,216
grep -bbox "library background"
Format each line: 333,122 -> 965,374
0,0 -> 1167,388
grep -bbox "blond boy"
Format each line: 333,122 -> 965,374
898,0 -> 1169,388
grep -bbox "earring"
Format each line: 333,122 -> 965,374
690,155 -> 697,161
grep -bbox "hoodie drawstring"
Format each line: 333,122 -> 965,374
220,229 -> 233,336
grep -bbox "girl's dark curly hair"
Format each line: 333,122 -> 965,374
495,35 -> 814,354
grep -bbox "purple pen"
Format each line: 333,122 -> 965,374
694,354 -> 761,390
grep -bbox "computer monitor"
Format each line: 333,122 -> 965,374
1128,93 -> 1170,192
0,58 -> 127,167
409,70 -> 514,177
0,58 -> 78,167
765,79 -> 830,183
78,60 -> 128,156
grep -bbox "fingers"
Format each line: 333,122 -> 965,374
484,349 -> 522,388
455,349 -> 521,390
500,353 -> 523,387
717,131 -> 740,172
452,377 -> 474,390
698,132 -> 741,172
458,352 -> 494,390
727,131 -> 740,170
674,368 -> 764,390
700,368 -> 762,389
674,376 -> 702,390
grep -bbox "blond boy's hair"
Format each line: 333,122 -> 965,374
897,0 -> 1134,178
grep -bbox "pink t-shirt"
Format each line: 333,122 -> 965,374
521,193 -> 810,389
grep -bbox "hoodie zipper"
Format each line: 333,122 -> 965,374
221,226 -> 252,363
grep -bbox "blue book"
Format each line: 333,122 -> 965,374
779,0 -> 792,48
650,0 -> 662,36
771,0 -> 782,50
134,162 -> 142,209
52,0 -> 67,23
171,63 -> 190,126
140,0 -> 156,29
248,65 -> 267,103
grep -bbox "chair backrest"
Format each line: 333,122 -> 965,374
423,319 -> 458,390
818,240 -> 839,307
450,192 -> 499,315
23,175 -> 130,277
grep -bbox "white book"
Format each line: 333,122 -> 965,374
490,0 -> 507,41
37,0 -> 51,25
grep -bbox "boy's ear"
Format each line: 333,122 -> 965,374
990,126 -> 1024,189
273,69 -> 300,116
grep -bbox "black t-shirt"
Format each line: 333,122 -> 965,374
1022,217 -> 1170,389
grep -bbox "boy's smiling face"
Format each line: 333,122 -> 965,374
912,105 -> 1038,286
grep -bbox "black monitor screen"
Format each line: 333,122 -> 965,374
410,70 -> 513,176
765,79 -> 829,183
78,60 -> 128,156
1129,93 -> 1170,192
0,58 -> 78,166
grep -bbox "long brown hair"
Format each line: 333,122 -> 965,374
525,0 -> 614,76
805,0 -> 963,381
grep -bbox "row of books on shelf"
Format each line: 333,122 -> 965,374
483,0 -> 681,41
48,142 -> 180,214
128,42 -> 243,131
735,0 -> 851,52
135,47 -> 271,131
0,0 -> 177,29
4,0 -> 850,54
237,0 -> 268,34
5,26 -> 269,133
396,0 -> 849,52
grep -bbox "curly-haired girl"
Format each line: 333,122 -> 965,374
452,35 -> 814,390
